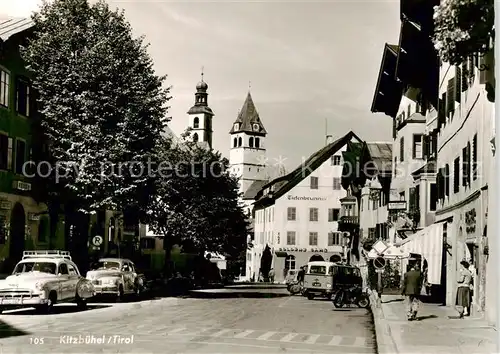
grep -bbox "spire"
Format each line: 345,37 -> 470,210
248,81 -> 251,92
201,66 -> 204,82
229,91 -> 267,135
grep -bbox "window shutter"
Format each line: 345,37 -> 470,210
461,62 -> 469,92
445,164 -> 450,196
436,169 -> 442,200
472,134 -> 477,180
467,142 -> 471,185
455,66 -> 461,102
468,56 -> 475,85
422,135 -> 429,159
438,93 -> 446,127
446,78 -> 455,117
400,137 -> 404,162
462,147 -> 468,186
432,132 -> 438,156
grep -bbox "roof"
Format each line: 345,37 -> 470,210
98,258 -> 130,263
412,160 -> 436,176
254,131 -> 362,206
243,180 -> 268,200
0,17 -> 34,43
229,92 -> 267,135
365,142 -> 393,173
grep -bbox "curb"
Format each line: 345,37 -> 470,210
369,291 -> 399,354
187,290 -> 289,299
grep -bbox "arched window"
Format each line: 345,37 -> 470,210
255,137 -> 260,148
193,133 -> 199,142
249,137 -> 254,147
285,255 -> 296,270
193,117 -> 199,129
330,254 -> 342,263
309,254 -> 324,262
233,137 -> 237,147
238,137 -> 242,147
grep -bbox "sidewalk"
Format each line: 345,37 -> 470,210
371,293 -> 497,354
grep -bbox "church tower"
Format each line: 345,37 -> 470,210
187,70 -> 214,149
229,91 -> 268,196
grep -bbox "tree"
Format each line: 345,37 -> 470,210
22,0 -> 170,266
149,132 -> 249,278
432,0 -> 494,65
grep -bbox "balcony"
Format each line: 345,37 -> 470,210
339,216 -> 359,225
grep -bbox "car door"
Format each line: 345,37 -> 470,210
67,263 -> 79,299
57,263 -> 70,300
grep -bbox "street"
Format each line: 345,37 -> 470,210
0,289 -> 376,353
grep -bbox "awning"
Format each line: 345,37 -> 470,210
398,222 -> 444,284
366,245 -> 410,259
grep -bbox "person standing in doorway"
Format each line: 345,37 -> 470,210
456,260 -> 473,318
402,264 -> 423,321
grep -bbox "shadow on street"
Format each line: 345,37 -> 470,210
0,320 -> 29,339
2,304 -> 111,316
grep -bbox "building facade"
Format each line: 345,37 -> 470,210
248,132 -> 362,283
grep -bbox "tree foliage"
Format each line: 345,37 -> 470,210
149,132 -> 249,260
432,0 -> 494,65
22,0 -> 170,215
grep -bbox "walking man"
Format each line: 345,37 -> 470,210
402,263 -> 423,321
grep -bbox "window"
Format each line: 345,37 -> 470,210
328,208 -> 340,222
309,232 -> 318,246
193,117 -> 199,128
287,207 -> 296,221
447,78 -> 456,119
328,232 -> 341,246
0,69 -> 9,107
407,104 -> 411,117
238,137 -> 242,147
286,231 -> 296,245
445,164 -> 450,196
193,133 -> 199,142
462,145 -> 470,187
249,137 -> 254,148
0,135 -> 13,171
430,183 -> 437,211
309,208 -> 318,221
255,137 -> 260,148
15,140 -> 26,175
399,191 -> 405,201
331,155 -> 341,165
413,134 -> 423,159
332,177 -> 341,190
68,264 -> 78,275
310,176 -> 318,189
285,255 -> 296,269
58,263 -> 69,275
233,137 -> 237,147
454,157 -> 460,193
233,123 -> 240,131
400,137 -> 404,162
253,123 -> 259,131
368,228 -> 376,239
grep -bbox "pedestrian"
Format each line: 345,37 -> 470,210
297,266 -> 306,287
269,268 -> 275,283
401,263 -> 423,321
455,260 -> 473,318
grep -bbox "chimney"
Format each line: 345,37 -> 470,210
326,135 -> 333,145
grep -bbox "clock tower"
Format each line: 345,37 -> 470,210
187,70 -> 214,149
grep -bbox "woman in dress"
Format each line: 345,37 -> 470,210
456,260 -> 473,318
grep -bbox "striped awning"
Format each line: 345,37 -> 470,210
399,222 -> 444,284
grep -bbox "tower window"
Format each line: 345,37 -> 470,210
238,137 -> 242,147
253,124 -> 259,131
234,123 -> 240,131
193,133 -> 199,142
233,137 -> 237,148
249,137 -> 254,148
255,137 -> 260,148
193,117 -> 199,129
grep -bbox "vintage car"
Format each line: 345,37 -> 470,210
0,250 -> 94,314
86,258 -> 145,301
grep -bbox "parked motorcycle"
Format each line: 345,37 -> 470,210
287,281 -> 305,296
332,286 -> 370,308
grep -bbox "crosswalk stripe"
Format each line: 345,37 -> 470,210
304,334 -> 320,344
234,330 -> 254,338
328,336 -> 343,346
353,336 -> 367,347
256,331 -> 275,340
212,329 -> 232,337
280,333 -> 297,342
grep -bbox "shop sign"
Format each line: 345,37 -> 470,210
465,208 -> 477,234
278,247 -> 332,253
0,199 -> 11,210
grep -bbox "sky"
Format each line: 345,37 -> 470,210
0,0 -> 400,171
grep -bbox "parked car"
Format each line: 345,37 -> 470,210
0,250 -> 94,314
86,258 -> 145,301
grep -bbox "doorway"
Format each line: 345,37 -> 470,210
9,203 -> 26,267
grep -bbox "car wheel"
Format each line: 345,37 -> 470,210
76,295 -> 88,310
357,294 -> 370,309
307,293 -> 314,300
37,291 -> 56,314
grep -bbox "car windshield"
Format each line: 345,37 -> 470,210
91,261 -> 121,270
13,262 -> 57,275
309,266 -> 327,274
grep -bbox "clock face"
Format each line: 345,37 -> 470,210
253,124 -> 259,131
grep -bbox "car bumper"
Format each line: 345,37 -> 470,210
305,288 -> 333,295
0,297 -> 49,306
93,285 -> 120,295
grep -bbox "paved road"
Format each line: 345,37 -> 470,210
0,291 -> 376,353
